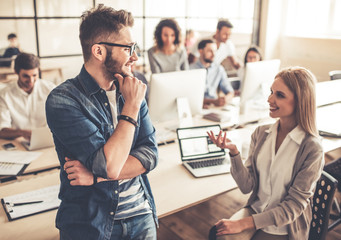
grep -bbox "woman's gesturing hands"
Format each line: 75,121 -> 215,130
207,130 -> 239,156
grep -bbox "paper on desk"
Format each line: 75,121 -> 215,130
0,162 -> 25,175
0,150 -> 42,164
1,184 -> 61,221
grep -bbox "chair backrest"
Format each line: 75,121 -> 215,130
208,225 -> 217,240
329,70 -> 341,80
324,157 -> 341,191
308,171 -> 338,240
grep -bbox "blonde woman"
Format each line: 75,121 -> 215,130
208,67 -> 324,240
147,18 -> 189,73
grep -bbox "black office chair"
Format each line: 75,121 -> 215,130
329,70 -> 341,80
208,225 -> 217,240
323,157 -> 341,231
308,171 -> 338,240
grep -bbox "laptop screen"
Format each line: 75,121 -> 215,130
177,125 -> 225,161
317,102 -> 341,137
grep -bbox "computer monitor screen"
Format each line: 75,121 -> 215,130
148,69 -> 206,123
239,59 -> 281,113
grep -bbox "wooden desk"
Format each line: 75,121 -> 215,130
0,170 -> 60,240
0,128 -> 253,239
0,65 -> 63,85
148,128 -> 255,217
0,138 -> 60,177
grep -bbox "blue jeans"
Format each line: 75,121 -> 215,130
111,213 -> 156,240
60,213 -> 156,240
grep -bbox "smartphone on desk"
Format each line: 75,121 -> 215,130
2,143 -> 16,151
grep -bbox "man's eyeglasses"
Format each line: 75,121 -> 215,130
96,42 -> 137,56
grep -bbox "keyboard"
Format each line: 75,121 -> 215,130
188,157 -> 225,169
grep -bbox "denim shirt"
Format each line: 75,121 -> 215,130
45,66 -> 158,240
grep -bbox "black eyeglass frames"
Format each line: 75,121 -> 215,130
96,42 -> 137,56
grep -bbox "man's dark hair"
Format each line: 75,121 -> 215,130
79,4 -> 134,62
198,39 -> 214,50
217,19 -> 233,30
14,52 -> 40,74
7,33 -> 17,40
154,18 -> 181,50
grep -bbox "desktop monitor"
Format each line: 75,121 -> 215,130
148,69 -> 206,123
239,59 -> 281,114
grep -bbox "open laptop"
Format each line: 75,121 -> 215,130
317,102 -> 341,138
22,127 -> 54,151
176,124 -> 230,178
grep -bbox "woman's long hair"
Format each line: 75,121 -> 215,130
275,67 -> 319,137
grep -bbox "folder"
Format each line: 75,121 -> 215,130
1,184 -> 60,221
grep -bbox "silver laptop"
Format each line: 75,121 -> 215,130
22,127 -> 54,151
176,125 -> 230,178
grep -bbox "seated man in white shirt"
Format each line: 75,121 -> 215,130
189,19 -> 240,70
190,39 -> 234,108
0,52 -> 56,139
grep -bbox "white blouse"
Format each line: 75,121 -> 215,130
251,120 -> 306,235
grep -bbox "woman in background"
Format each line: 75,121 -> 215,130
235,46 -> 263,95
243,46 -> 262,66
148,18 -> 189,73
208,67 -> 324,240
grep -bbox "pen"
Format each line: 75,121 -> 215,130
6,200 -> 43,207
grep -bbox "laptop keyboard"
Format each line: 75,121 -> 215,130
188,157 -> 225,169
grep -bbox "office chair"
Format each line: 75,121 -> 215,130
329,70 -> 341,80
308,171 -> 338,240
208,171 -> 338,240
208,225 -> 217,240
323,157 -> 341,231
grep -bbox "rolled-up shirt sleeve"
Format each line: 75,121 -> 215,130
129,100 -> 158,173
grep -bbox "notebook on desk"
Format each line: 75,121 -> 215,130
176,124 -> 230,178
21,127 -> 54,151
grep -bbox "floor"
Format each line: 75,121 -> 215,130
157,187 -> 341,240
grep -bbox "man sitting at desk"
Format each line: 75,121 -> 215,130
190,39 -> 234,108
0,52 -> 55,140
0,33 -> 21,67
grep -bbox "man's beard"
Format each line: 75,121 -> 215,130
103,48 -> 131,80
203,57 -> 213,64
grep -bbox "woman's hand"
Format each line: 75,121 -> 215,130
207,130 -> 239,156
215,216 -> 255,236
63,157 -> 94,186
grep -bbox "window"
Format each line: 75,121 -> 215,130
285,0 -> 341,38
0,0 -> 257,77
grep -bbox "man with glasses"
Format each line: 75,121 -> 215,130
45,5 -> 158,240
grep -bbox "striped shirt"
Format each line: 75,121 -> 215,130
106,90 -> 151,220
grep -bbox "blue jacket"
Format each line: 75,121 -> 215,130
46,66 -> 158,240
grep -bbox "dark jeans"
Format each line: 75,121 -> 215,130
60,213 -> 156,240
